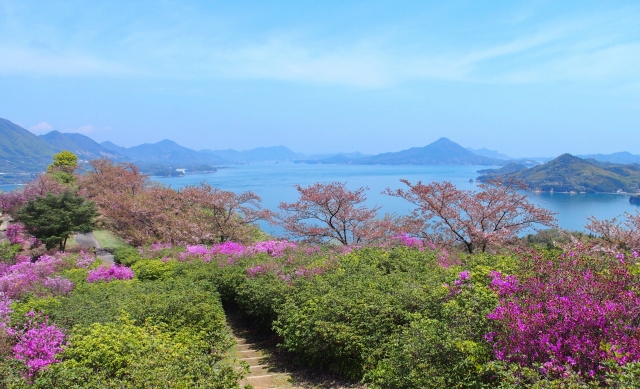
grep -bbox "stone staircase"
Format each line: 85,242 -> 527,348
232,335 -> 294,389
226,308 -> 364,389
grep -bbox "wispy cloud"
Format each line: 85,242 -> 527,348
27,121 -> 52,134
0,46 -> 137,77
1,2 -> 639,88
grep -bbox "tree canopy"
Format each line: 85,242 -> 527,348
16,190 -> 97,251
47,151 -> 79,184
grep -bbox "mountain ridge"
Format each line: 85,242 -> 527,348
478,153 -> 640,193
297,137 -> 507,166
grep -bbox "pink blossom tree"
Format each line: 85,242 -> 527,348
385,178 -> 556,253
278,182 -> 394,245
586,211 -> 640,251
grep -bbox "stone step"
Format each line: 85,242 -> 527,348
234,337 -> 251,345
237,349 -> 263,359
247,364 -> 272,376
236,343 -> 256,350
239,356 -> 263,361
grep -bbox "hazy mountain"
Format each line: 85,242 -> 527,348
477,163 -> 529,178
578,152 -> 640,165
100,141 -> 129,155
202,146 -> 304,163
0,118 -> 57,172
466,147 -> 511,160
478,153 -> 640,193
354,137 -> 506,166
40,131 -> 126,160
117,139 -> 228,166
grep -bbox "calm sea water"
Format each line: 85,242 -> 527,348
152,163 -> 640,233
3,164 -> 636,233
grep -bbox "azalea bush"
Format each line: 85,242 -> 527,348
0,254 -> 73,300
86,264 -> 134,283
486,246 -> 640,383
7,311 -> 66,377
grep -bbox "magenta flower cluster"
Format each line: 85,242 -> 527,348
248,240 -> 297,257
7,311 -> 66,377
211,241 -> 245,255
6,224 -> 25,245
87,264 -> 134,283
0,296 -> 11,327
0,254 -> 70,300
392,233 -> 424,250
178,241 -> 298,263
293,266 -> 324,277
75,251 -> 96,269
42,276 -> 75,296
246,264 -> 269,278
486,252 -> 640,377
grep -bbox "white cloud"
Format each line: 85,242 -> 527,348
28,121 -> 53,134
76,125 -> 96,133
0,46 -> 137,77
1,3 -> 639,89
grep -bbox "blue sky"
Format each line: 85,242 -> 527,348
1,0 -> 640,157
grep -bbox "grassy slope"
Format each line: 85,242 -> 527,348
92,229 -> 128,250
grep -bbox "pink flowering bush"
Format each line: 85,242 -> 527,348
87,264 -> 134,283
8,311 -> 66,377
6,224 -> 26,245
42,276 -> 75,296
0,254 -> 69,299
74,251 -> 96,268
211,241 -> 246,256
392,233 -> 428,250
0,296 -> 11,327
185,245 -> 210,256
246,264 -> 269,278
247,240 -> 297,257
486,248 -> 640,378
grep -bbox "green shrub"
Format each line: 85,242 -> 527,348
235,272 -> 291,327
23,319 -> 246,389
273,247 -> 448,379
131,259 -> 175,281
0,242 -> 21,264
10,297 -> 61,325
45,278 -> 233,352
113,247 -> 142,267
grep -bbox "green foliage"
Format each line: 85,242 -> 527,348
41,278 -> 232,356
236,272 -> 292,328
112,247 -> 142,267
1,319 -> 246,389
0,242 -> 21,264
47,151 -> 79,184
16,191 -> 97,251
605,361 -> 640,388
131,259 -> 175,281
273,247 -> 449,379
10,297 -> 62,325
59,268 -> 90,284
51,151 -> 78,169
366,268 -> 499,388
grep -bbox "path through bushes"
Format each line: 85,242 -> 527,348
226,306 -> 365,389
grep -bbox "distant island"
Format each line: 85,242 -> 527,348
478,154 -> 640,194
296,137 -> 508,166
2,116 -> 640,186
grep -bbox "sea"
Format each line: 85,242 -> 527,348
3,163 -> 637,234
154,163 -> 638,234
